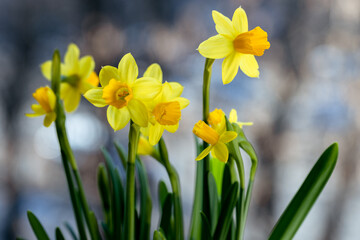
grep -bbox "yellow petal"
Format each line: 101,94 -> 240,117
99,66 -> 120,87
84,88 -> 107,107
212,10 -> 236,38
43,112 -> 56,127
144,63 -> 162,83
137,136 -> 154,155
118,53 -> 138,84
211,142 -> 229,163
107,105 -> 130,131
222,52 -> 241,84
149,123 -> 165,145
61,83 -> 81,112
164,123 -> 179,133
79,56 -> 95,80
132,77 -> 162,101
40,61 -> 52,80
64,43 -> 80,74
172,97 -> 190,109
47,87 -> 56,111
239,54 -> 259,78
196,145 -> 212,161
127,98 -> 148,127
229,109 -> 238,123
32,104 -> 47,114
198,35 -> 234,59
162,82 -> 184,101
219,131 -> 237,143
232,7 -> 248,34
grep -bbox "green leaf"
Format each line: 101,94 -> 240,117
64,222 -> 78,240
200,211 -> 212,240
136,157 -> 152,240
55,227 -> 65,240
97,163 -> 111,216
158,180 -> 169,212
153,229 -> 167,240
27,211 -> 50,240
208,172 -> 219,234
232,124 -> 257,163
159,193 -> 174,239
210,157 -> 225,195
114,141 -> 127,170
268,143 -> 339,240
213,182 -> 239,240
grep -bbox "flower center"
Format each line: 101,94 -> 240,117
233,27 -> 270,56
208,108 -> 225,127
33,87 -> 52,113
193,120 -> 219,145
102,79 -> 133,109
152,101 -> 181,125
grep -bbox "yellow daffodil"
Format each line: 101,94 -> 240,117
137,136 -> 154,155
26,86 -> 56,127
84,53 -> 162,131
208,108 -> 226,133
140,63 -> 190,145
193,120 -> 237,163
41,43 -> 99,112
229,109 -> 253,128
198,7 -> 270,84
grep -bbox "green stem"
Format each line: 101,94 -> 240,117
51,50 -> 98,240
202,58 -> 215,230
124,123 -> 140,240
159,138 -> 184,240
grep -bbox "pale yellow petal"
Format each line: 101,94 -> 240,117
168,82 -> 183,97
31,104 -> 47,115
132,77 -> 162,101
61,83 -> 81,112
40,61 -> 52,80
219,131 -> 237,143
84,88 -> 107,107
198,35 -> 234,59
164,123 -> 179,133
172,97 -> 190,109
79,56 -> 95,80
211,142 -> 229,163
137,136 -> 154,155
144,63 -> 162,83
107,105 -> 130,131
118,53 -> 138,84
99,66 -> 120,87
162,82 -> 184,101
222,52 -> 241,84
149,123 -> 165,145
196,145 -> 212,161
232,7 -> 248,34
43,112 -> 56,127
127,98 -> 148,127
212,10 -> 236,38
239,54 -> 259,78
64,43 -> 80,74
229,109 -> 238,123
47,88 -> 56,111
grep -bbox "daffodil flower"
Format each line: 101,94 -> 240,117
41,43 -> 99,112
84,53 -> 162,131
140,63 -> 190,145
137,136 -> 154,155
229,109 -> 253,128
208,108 -> 226,133
26,86 -> 56,127
198,7 -> 270,84
193,120 -> 237,163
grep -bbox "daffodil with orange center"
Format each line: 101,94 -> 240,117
84,53 -> 162,131
140,63 -> 190,145
26,86 -> 56,127
41,43 -> 99,112
198,7 -> 270,84
193,120 -> 237,163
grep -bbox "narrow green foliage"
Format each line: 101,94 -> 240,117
55,227 -> 65,240
153,229 -> 167,240
159,193 -> 174,239
136,157 -> 152,240
158,180 -> 169,211
200,211 -> 212,240
114,141 -> 127,170
27,211 -> 50,240
97,163 -> 111,224
208,172 -> 220,234
213,182 -> 239,240
268,143 -> 339,240
64,222 -> 78,240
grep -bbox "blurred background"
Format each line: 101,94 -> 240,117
0,0 -> 359,239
